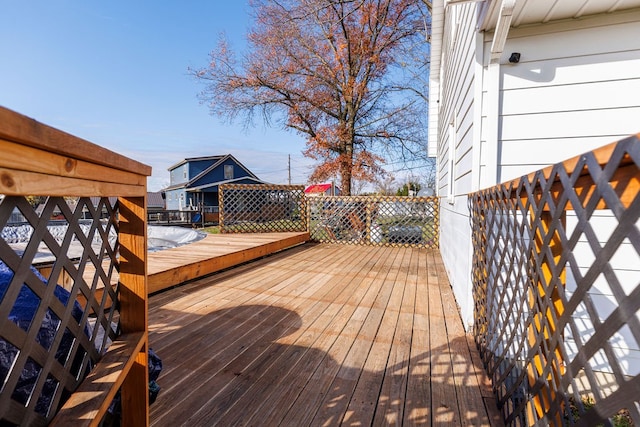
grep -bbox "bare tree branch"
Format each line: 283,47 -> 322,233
191,0 -> 432,194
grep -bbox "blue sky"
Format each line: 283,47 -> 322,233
0,1 -> 315,191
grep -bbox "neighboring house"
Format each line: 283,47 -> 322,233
429,0 -> 640,329
164,155 -> 267,211
85,197 -> 118,219
429,0 -> 640,380
147,191 -> 165,213
304,183 -> 341,197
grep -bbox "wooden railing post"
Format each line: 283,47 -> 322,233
118,196 -> 149,426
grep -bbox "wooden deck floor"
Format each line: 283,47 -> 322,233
148,243 -> 503,426
148,232 -> 309,293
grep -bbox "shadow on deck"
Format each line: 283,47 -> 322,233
148,243 -> 503,426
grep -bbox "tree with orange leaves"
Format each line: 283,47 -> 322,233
192,0 -> 431,195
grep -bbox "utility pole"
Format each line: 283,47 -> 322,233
288,154 -> 291,185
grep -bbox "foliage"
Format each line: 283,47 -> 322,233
566,396 -> 634,427
192,0 -> 431,195
396,181 -> 420,196
202,226 -> 220,234
25,196 -> 47,207
374,175 -> 398,195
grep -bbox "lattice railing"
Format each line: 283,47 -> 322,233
0,107 -> 150,426
219,184 -> 307,233
0,196 -> 120,424
308,196 -> 439,249
469,134 -> 640,426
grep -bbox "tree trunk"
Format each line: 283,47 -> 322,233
341,139 -> 354,195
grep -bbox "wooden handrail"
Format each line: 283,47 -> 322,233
0,106 -> 150,177
496,133 -> 640,210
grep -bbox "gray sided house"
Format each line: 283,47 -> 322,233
164,155 -> 267,211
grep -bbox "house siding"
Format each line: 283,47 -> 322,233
436,2 -> 480,328
436,6 -> 640,334
188,159 -> 219,180
489,14 -> 640,369
191,159 -> 242,188
165,188 -> 187,210
491,10 -> 640,182
170,164 -> 189,187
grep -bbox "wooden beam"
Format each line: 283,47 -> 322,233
0,138 -> 147,186
0,167 -> 146,197
504,134 -> 640,210
50,332 -> 146,427
118,196 -> 149,426
148,232 -> 309,294
0,106 -> 151,176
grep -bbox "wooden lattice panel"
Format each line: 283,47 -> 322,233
470,135 -> 640,426
308,195 -> 439,249
0,196 -> 120,426
219,184 -> 307,233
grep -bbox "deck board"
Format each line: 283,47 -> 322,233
148,243 -> 502,426
148,231 -> 309,294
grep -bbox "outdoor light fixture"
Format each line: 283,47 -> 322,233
509,52 -> 521,63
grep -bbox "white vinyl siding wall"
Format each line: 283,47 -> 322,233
437,2 -> 480,328
491,10 -> 640,182
481,10 -> 640,380
565,211 -> 640,379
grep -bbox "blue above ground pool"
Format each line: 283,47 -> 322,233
0,260 -> 87,418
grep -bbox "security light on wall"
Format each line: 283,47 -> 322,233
509,52 -> 521,63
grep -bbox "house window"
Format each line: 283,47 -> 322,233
224,165 -> 234,180
183,166 -> 187,179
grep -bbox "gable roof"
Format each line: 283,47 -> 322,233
305,184 -> 332,193
164,154 -> 261,191
187,176 -> 269,192
147,191 -> 165,209
305,183 -> 340,194
187,154 -> 258,187
167,155 -> 224,172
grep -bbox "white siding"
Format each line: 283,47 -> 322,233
479,11 -> 640,374
565,211 -> 640,377
436,2 -> 480,328
491,11 -> 640,181
437,7 -> 640,333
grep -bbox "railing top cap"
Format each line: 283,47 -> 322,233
470,133 -> 640,197
0,106 -> 151,176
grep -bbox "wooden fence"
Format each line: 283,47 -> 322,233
0,107 -> 150,426
469,134 -> 640,425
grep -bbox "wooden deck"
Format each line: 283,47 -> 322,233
148,243 -> 503,426
148,232 -> 309,294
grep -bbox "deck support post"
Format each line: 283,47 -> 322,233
118,196 -> 149,426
